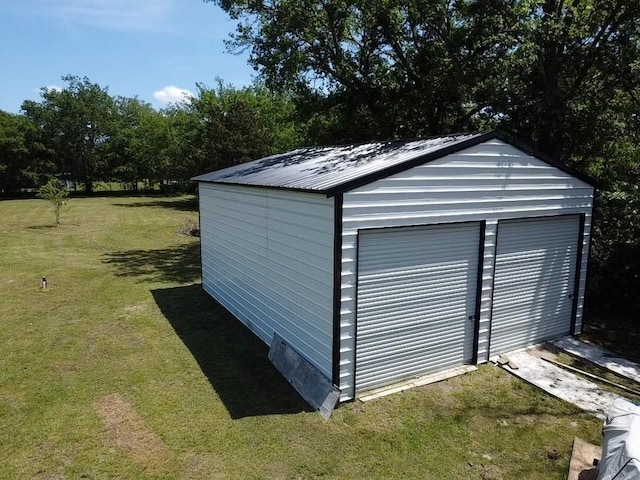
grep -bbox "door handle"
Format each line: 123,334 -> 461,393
468,315 -> 476,321
568,294 -> 575,299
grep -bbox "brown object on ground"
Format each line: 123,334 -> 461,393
94,393 -> 171,467
481,464 -> 503,480
567,437 -> 601,480
497,355 -> 519,369
548,448 -> 560,460
496,355 -> 510,366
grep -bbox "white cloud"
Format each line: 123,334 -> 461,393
153,85 -> 194,105
39,0 -> 175,32
44,85 -> 63,92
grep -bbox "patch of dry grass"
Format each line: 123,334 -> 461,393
94,393 -> 171,468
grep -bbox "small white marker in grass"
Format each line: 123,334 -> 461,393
42,276 -> 47,290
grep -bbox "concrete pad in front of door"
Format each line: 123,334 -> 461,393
500,349 -> 620,419
554,336 -> 640,384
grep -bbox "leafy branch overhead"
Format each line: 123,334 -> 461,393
209,0 -> 640,159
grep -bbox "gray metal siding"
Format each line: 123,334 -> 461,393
489,216 -> 581,356
355,223 -> 480,392
199,183 -> 335,378
339,139 -> 594,400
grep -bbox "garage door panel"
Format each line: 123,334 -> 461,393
490,215 -> 580,357
357,306 -> 474,334
355,222 -> 480,393
358,342 -> 473,368
357,355 -> 465,386
358,320 -> 472,345
358,288 -> 473,312
359,299 -> 474,323
494,271 -> 574,287
359,266 -> 476,290
494,255 -> 574,269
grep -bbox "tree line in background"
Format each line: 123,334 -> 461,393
1,0 -> 638,317
0,75 -> 301,194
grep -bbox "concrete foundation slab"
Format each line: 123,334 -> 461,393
501,350 -> 620,419
554,337 -> 640,384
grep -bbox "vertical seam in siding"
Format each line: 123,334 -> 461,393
570,213 -> 586,334
351,230 -> 361,395
581,188 -> 597,331
486,221 -> 501,358
198,185 -> 203,286
472,221 -> 486,363
332,194 -> 343,386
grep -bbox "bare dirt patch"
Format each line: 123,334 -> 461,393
94,393 -> 171,467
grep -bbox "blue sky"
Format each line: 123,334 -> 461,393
0,0 -> 256,113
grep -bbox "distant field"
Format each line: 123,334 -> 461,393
0,195 -> 602,479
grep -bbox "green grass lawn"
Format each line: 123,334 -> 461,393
0,195 -> 603,479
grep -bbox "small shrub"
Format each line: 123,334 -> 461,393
37,179 -> 69,226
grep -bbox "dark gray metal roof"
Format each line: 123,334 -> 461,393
192,131 -> 595,195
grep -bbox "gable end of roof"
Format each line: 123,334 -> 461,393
192,130 -> 597,195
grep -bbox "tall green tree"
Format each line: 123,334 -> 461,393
489,0 -> 640,163
22,75 -> 116,193
108,96 -> 169,189
208,0 -> 521,140
188,81 -> 301,174
210,0 -> 640,155
0,110 -> 53,193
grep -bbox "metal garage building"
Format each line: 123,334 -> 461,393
193,131 -> 595,402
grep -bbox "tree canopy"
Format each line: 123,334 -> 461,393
210,0 -> 640,159
22,76 -> 116,193
4,76 -> 302,193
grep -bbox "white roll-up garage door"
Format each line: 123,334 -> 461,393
489,215 -> 581,357
355,222 -> 481,393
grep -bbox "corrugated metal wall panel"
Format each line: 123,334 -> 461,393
199,183 -> 335,378
338,140 -> 594,401
355,223 -> 480,392
488,216 -> 581,356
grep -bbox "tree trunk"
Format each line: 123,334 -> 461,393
84,179 -> 93,193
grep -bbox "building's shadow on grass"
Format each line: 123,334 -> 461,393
103,242 -> 201,284
112,197 -> 198,212
152,284 -> 312,418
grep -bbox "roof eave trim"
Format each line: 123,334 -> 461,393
193,178 -> 328,195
